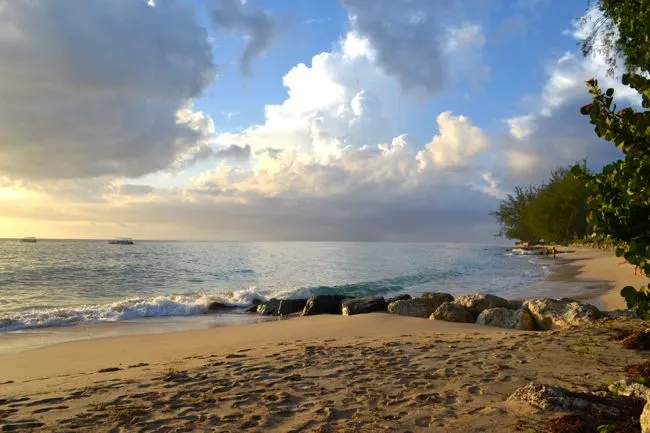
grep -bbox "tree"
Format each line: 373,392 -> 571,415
579,0 -> 650,316
581,0 -> 650,76
492,185 -> 540,243
523,165 -> 590,245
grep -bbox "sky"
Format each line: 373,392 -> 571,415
0,0 -> 639,241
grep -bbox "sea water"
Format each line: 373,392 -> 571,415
0,241 -> 560,336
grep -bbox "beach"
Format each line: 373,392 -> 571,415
0,247 -> 648,432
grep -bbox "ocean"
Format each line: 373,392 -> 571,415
0,241 -> 560,336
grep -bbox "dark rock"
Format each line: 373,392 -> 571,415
302,295 -> 351,316
342,296 -> 387,316
257,298 -> 282,316
98,367 -> 122,373
606,309 -> 638,319
508,299 -> 524,310
207,301 -> 236,311
386,294 -> 412,304
622,329 -> 650,350
278,299 -> 308,316
388,298 -> 441,318
244,298 -> 264,313
430,302 -> 474,323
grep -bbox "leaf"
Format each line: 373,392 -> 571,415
616,247 -> 625,257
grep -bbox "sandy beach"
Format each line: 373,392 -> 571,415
0,247 -> 648,432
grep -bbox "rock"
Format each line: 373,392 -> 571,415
508,299 -> 524,310
244,298 -> 264,313
388,298 -> 443,318
342,296 -> 387,316
507,383 -> 621,417
207,301 -> 236,311
642,398 -> 650,433
622,329 -> 650,350
421,292 -> 455,304
523,298 -> 602,330
278,299 -> 308,316
257,298 -> 281,316
455,293 -> 510,316
430,302 -> 474,323
386,294 -> 412,304
476,308 -> 537,330
606,309 -> 638,319
302,295 -> 351,316
608,379 -> 650,399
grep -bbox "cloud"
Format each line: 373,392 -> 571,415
496,10 -> 640,186
417,112 -> 490,169
0,0 -> 217,181
214,144 -> 251,161
340,0 -> 488,94
208,0 -> 281,75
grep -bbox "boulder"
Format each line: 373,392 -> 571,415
635,401 -> 650,433
207,302 -> 236,311
430,302 -> 474,323
244,298 -> 264,313
476,307 -> 537,330
257,298 -> 282,316
507,383 -> 622,417
523,298 -> 602,330
508,299 -> 524,310
606,309 -> 638,319
302,295 -> 351,316
386,294 -> 412,304
388,298 -> 444,318
342,296 -> 387,316
608,379 -> 650,400
455,293 -> 510,316
278,299 -> 308,316
421,292 -> 454,304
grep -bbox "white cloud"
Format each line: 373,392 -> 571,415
417,112 -> 490,169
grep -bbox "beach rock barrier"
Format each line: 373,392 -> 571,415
342,296 -> 387,316
523,298 -> 602,330
430,302 -> 474,323
243,291 -> 618,333
476,307 -> 537,331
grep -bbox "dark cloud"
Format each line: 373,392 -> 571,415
340,0 -> 485,94
0,0 -> 216,181
208,0 -> 281,75
214,144 -> 251,161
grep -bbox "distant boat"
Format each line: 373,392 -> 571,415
108,238 -> 134,245
21,237 -> 37,243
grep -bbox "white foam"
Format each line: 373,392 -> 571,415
0,288 -> 269,333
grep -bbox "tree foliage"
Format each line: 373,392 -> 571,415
579,0 -> 650,316
581,0 -> 650,76
492,164 -> 590,245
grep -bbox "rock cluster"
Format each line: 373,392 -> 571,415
234,289 -> 629,332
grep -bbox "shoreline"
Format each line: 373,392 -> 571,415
0,246 -> 642,355
0,248 -> 648,432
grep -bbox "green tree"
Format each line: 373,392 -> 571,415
524,165 -> 590,245
579,0 -> 650,316
492,185 -> 540,243
581,0 -> 650,76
